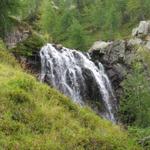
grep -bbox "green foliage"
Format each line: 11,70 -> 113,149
19,0 -> 41,20
128,127 -> 150,150
0,42 -> 142,150
12,31 -> 46,57
1,0 -> 150,50
0,0 -> 20,37
67,19 -> 88,50
0,39 -> 18,67
37,0 -> 150,49
119,46 -> 150,128
127,0 -> 150,21
0,39 -> 6,50
0,0 -> 41,38
39,0 -> 56,34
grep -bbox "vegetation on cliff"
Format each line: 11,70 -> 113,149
119,46 -> 150,150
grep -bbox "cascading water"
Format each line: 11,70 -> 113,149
40,43 -> 117,122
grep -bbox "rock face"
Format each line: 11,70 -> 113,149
89,41 -> 113,52
89,21 -> 150,100
132,21 -> 150,38
89,40 -> 135,100
5,25 -> 31,49
131,20 -> 150,50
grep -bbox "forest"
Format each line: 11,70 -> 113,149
0,0 -> 150,149
1,0 -> 150,50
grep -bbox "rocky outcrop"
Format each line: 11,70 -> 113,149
89,40 -> 135,100
9,30 -> 46,74
132,21 -> 150,38
89,20 -> 150,100
5,24 -> 31,49
89,41 -> 113,52
130,20 -> 150,49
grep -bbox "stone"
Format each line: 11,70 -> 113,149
90,40 -> 135,100
128,38 -> 143,46
145,41 -> 150,50
113,63 -> 127,80
53,44 -> 63,50
132,21 -> 150,38
56,44 -> 63,50
100,40 -> 126,64
145,35 -> 150,41
89,41 -> 112,52
132,28 -> 138,37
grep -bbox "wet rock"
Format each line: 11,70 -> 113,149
90,40 -> 127,64
53,44 -> 63,50
89,21 -> 150,101
89,40 -> 135,100
89,41 -> 112,52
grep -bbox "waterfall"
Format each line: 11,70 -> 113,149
40,44 -> 117,122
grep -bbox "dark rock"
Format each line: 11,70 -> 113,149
89,40 -> 135,100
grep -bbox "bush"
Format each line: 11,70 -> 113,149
12,31 -> 46,57
128,127 -> 150,150
119,61 -> 150,128
119,46 -> 150,128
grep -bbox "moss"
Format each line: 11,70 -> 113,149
0,44 -> 142,149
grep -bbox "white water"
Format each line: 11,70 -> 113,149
40,44 -> 116,122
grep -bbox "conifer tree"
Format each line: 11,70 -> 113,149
0,0 -> 20,37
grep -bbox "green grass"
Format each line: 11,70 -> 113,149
128,127 -> 150,150
0,44 -> 142,150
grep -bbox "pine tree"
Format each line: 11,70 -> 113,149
0,0 -> 20,37
68,19 -> 87,50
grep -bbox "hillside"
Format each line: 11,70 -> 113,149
0,42 -> 142,149
1,1 -> 150,150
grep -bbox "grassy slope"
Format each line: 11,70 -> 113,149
0,45 -> 141,150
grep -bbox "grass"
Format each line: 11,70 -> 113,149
0,42 -> 142,150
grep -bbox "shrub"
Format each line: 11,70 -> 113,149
119,46 -> 150,128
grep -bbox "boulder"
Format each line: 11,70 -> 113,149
145,41 -> 150,50
131,21 -> 150,50
128,38 -> 143,46
53,44 -> 63,50
132,21 -> 150,38
89,40 -> 135,100
90,40 -> 126,64
89,41 -> 112,52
